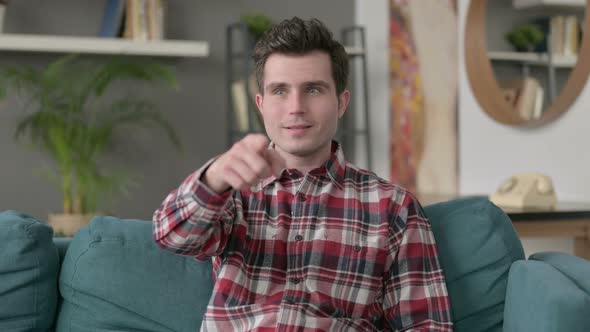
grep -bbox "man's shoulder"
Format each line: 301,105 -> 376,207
343,162 -> 410,197
343,162 -> 425,227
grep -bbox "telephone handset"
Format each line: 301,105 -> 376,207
489,173 -> 557,209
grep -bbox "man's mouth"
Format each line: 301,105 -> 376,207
285,125 -> 312,129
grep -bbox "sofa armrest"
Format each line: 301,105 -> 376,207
0,211 -> 60,331
503,255 -> 590,332
529,251 -> 590,292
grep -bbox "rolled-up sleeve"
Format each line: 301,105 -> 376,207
153,158 -> 236,261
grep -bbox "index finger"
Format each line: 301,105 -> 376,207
243,134 -> 270,154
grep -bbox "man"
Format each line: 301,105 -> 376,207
153,17 -> 452,331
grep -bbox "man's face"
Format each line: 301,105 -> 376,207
255,51 -> 350,162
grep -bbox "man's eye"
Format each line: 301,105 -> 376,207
273,89 -> 285,95
307,87 -> 320,94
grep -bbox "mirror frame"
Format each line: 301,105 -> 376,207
465,0 -> 590,127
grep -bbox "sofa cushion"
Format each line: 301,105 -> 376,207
0,210 -> 59,331
503,259 -> 590,332
529,251 -> 590,293
423,197 -> 525,332
55,216 -> 214,332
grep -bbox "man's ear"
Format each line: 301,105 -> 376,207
338,89 -> 350,118
256,93 -> 263,114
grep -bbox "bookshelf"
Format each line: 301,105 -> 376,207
0,34 -> 209,57
512,0 -> 585,9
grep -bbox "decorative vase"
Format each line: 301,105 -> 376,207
48,213 -> 97,237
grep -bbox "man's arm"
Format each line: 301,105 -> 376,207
152,134 -> 285,261
383,192 -> 453,331
152,159 -> 236,261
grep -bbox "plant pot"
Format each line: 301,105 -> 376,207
48,213 -> 97,237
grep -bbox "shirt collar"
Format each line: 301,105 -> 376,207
261,141 -> 346,189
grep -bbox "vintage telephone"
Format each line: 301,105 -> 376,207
489,173 -> 557,209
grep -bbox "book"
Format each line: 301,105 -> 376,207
147,0 -> 158,40
231,76 -> 263,132
533,15 -> 580,56
533,85 -> 545,119
147,0 -> 165,40
231,80 -> 249,132
137,0 -> 149,41
124,0 -> 149,40
99,0 -> 126,38
123,0 -> 136,39
564,15 -> 580,56
550,16 -> 565,55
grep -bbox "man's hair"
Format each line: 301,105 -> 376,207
253,17 -> 349,95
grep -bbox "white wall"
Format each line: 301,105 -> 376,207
357,0 -> 582,256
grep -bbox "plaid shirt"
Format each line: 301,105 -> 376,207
153,142 -> 452,331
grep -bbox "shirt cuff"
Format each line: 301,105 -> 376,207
180,157 -> 233,209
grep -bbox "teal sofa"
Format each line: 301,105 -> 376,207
1,198 -> 589,331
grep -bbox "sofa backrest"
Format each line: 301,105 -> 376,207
423,197 -> 525,332
55,216 -> 214,332
0,211 -> 59,331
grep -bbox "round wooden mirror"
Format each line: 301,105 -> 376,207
465,0 -> 590,127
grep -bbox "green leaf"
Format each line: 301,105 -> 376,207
91,59 -> 178,97
3,66 -> 42,99
100,98 -> 183,151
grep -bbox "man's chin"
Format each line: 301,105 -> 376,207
276,142 -> 315,157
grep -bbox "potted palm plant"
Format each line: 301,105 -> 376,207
0,54 -> 181,236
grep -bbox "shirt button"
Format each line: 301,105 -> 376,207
295,234 -> 303,241
353,244 -> 361,252
285,297 -> 295,304
290,278 -> 301,284
298,194 -> 306,201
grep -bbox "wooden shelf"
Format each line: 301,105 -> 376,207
488,51 -> 578,67
0,34 -> 209,57
512,0 -> 585,9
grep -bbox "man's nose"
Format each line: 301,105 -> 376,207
287,92 -> 306,114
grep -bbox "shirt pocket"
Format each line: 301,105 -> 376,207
305,233 -> 386,319
323,230 -> 387,278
